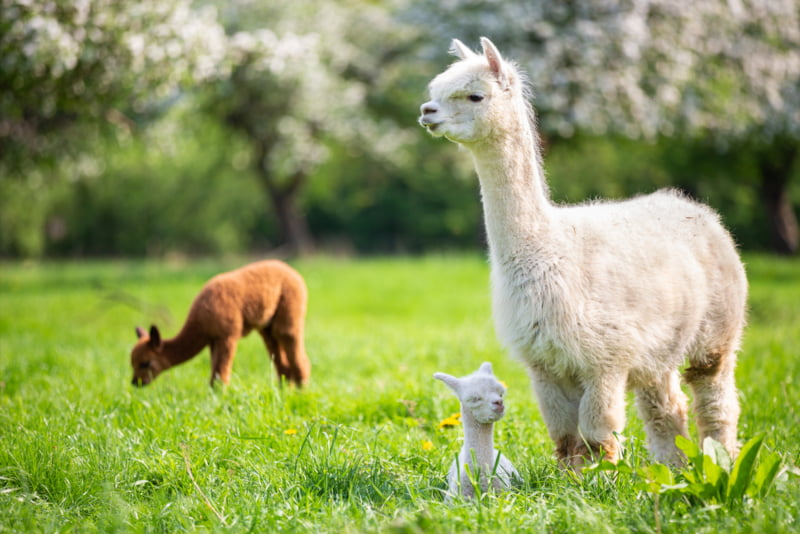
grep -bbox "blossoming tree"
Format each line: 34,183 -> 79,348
1,0 -> 414,255
411,0 -> 800,252
0,0 -> 226,169
200,0 -> 414,254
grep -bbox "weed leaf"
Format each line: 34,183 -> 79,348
585,459 -> 632,474
638,463 -> 675,494
750,451 -> 781,498
727,433 -> 765,505
703,437 -> 731,472
701,454 -> 728,502
676,435 -> 703,476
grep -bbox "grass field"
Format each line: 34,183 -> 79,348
1,254 -> 799,533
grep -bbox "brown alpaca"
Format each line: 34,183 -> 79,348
130,260 -> 310,387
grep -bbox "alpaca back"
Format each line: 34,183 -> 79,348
191,260 -> 307,339
491,188 -> 746,382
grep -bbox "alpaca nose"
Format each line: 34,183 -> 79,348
420,101 -> 439,116
493,399 -> 504,411
419,101 -> 441,128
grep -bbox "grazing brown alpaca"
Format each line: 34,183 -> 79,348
130,260 -> 310,387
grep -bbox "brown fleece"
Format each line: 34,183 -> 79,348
130,260 -> 310,387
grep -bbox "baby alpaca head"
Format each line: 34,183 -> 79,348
130,325 -> 169,387
419,37 -> 524,145
434,362 -> 507,424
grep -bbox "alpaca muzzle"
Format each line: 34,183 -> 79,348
492,399 -> 505,415
131,374 -> 152,387
419,101 -> 442,130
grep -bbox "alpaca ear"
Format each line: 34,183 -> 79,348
480,37 -> 509,88
434,372 -> 461,393
449,39 -> 475,60
135,326 -> 147,339
148,325 -> 162,349
479,362 -> 494,375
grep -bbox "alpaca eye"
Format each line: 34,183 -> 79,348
468,94 -> 484,103
138,361 -> 151,369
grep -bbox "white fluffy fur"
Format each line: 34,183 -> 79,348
420,38 -> 747,467
435,362 -> 519,499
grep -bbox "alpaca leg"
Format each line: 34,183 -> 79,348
273,332 -> 310,386
684,351 -> 740,457
635,370 -> 689,465
575,374 -> 627,465
210,337 -> 238,386
528,367 -> 581,467
270,302 -> 311,386
260,328 -> 292,383
290,335 -> 311,385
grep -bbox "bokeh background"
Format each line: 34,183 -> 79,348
2,0 -> 799,258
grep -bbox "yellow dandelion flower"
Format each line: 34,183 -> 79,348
499,380 -> 508,388
284,428 -> 298,435
438,412 -> 462,429
421,440 -> 434,451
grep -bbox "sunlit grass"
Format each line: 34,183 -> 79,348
0,254 -> 798,532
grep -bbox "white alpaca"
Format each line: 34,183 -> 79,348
420,38 -> 747,468
434,362 -> 519,499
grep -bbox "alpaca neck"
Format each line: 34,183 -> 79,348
162,320 -> 209,367
469,108 -> 553,261
460,408 -> 496,471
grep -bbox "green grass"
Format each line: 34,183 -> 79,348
0,254 -> 798,533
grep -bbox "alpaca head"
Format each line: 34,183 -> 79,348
130,325 -> 169,386
434,362 -> 507,424
419,37 -> 527,145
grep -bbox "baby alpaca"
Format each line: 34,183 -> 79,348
435,362 -> 519,499
130,260 -> 310,387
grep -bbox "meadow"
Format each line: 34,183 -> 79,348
1,254 -> 798,533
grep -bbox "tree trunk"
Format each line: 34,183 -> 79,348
250,140 -> 315,256
268,185 -> 314,256
757,141 -> 799,255
257,167 -> 314,255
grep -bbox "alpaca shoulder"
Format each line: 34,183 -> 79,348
186,281 -> 243,338
490,249 -> 582,367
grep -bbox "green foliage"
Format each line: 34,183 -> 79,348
0,174 -> 59,257
1,254 -> 799,532
45,110 -> 270,257
585,413 -> 788,517
305,140 -> 481,253
626,434 -> 784,508
4,128 -> 795,257
2,1 -> 798,257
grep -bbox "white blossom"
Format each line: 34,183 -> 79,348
410,0 -> 800,141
